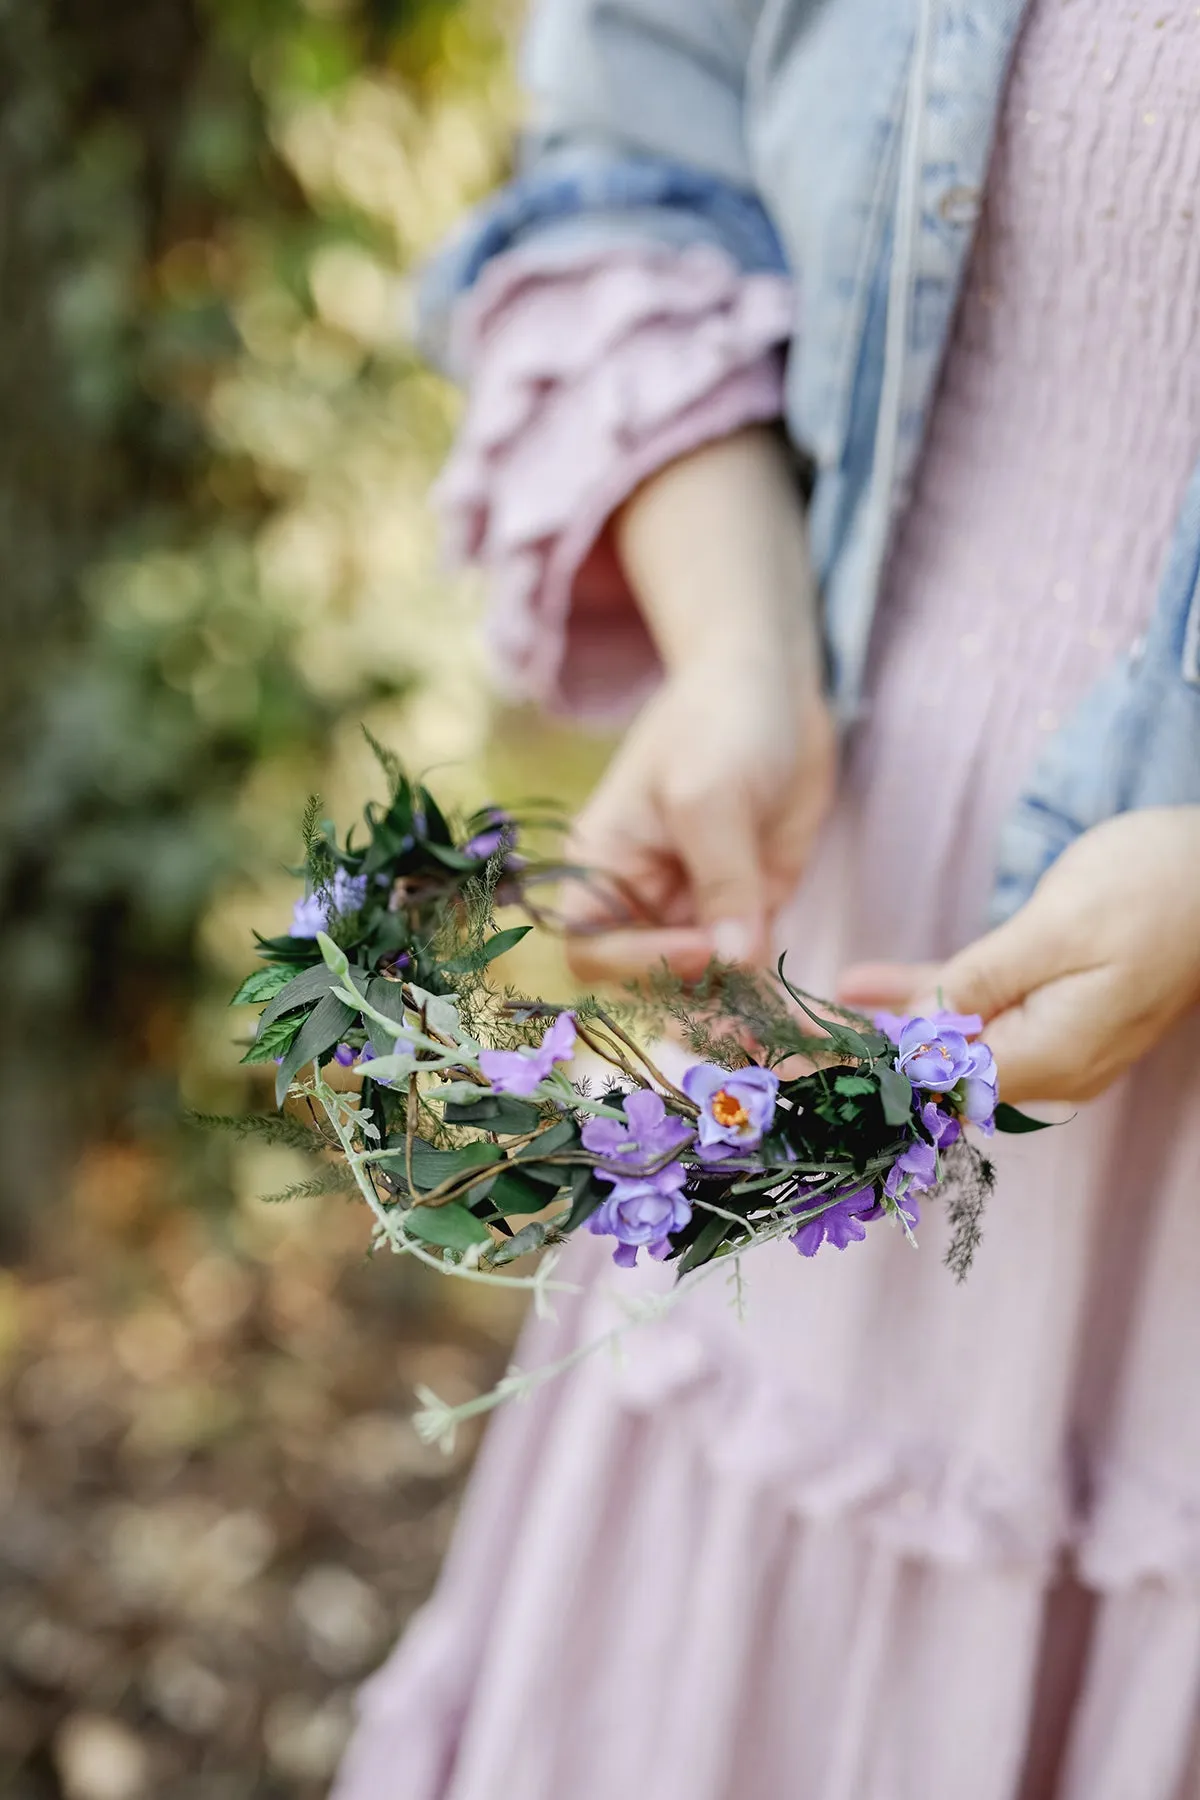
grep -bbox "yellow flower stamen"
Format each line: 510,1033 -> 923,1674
711,1088 -> 750,1130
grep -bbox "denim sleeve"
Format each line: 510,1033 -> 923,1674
417,0 -> 786,373
419,148 -> 789,371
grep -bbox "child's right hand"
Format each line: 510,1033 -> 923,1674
562,656 -> 836,982
559,426 -> 837,983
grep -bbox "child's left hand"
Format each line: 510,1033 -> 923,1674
838,807 -> 1200,1105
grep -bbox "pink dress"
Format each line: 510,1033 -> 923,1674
335,8 -> 1200,1798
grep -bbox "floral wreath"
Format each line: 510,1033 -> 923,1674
214,743 -> 1050,1444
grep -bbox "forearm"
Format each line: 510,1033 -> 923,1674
614,426 -> 824,685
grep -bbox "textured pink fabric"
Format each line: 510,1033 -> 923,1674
336,8 -> 1200,1800
434,242 -> 791,720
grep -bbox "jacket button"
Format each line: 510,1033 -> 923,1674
938,184 -> 981,226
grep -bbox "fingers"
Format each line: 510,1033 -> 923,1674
664,786 -> 767,962
840,891 -> 1074,1026
565,925 -> 715,985
836,961 -> 942,1012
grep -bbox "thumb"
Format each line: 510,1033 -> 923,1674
933,900 -> 1068,1023
663,787 -> 766,962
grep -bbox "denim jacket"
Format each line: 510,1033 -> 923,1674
421,0 -> 1200,923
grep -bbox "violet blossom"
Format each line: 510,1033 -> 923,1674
478,1012 -> 576,1097
790,1183 -> 879,1258
895,1017 -> 975,1093
920,1098 -> 960,1151
586,1161 -> 691,1267
875,1008 -> 984,1044
581,1089 -> 693,1174
961,1041 -> 999,1134
882,1137 -> 938,1228
290,868 -> 368,938
463,808 -> 516,860
682,1063 -> 779,1157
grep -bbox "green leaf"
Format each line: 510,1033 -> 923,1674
274,992 -> 358,1104
423,842 -> 482,870
442,925 -> 533,975
993,1101 -> 1057,1134
252,931 -> 328,965
257,961 -> 345,1031
878,1066 -> 916,1127
559,1166 -> 607,1233
403,1202 -> 491,1254
833,1073 -> 876,1097
489,1221 -> 549,1266
231,965 -> 296,1007
512,1117 -> 578,1162
442,1093 -> 541,1134
407,985 -> 461,1039
677,1212 -> 737,1274
489,1168 -> 561,1214
775,959 -> 889,1061
405,1141 -> 505,1192
241,1013 -> 304,1066
365,977 -> 410,1041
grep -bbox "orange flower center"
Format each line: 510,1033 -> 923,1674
711,1088 -> 750,1130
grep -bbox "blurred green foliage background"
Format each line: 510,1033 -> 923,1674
0,6 -> 614,1791
0,0 -> 605,1236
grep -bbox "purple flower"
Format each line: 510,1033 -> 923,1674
358,1033 -> 415,1087
875,1007 -> 983,1044
896,1017 -> 975,1092
478,1012 -> 576,1097
882,1138 -> 938,1228
961,1042 -> 999,1135
682,1063 -> 779,1153
581,1089 -> 693,1174
290,892 -> 328,937
333,1043 -> 357,1067
463,809 -> 516,860
289,868 -> 368,938
586,1162 -> 691,1267
790,1183 -> 879,1258
920,1098 -> 961,1150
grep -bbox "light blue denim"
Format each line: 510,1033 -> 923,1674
420,0 -> 1200,923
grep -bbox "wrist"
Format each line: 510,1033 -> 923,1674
661,621 -> 826,695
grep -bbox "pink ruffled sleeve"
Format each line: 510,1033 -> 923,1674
434,243 -> 794,723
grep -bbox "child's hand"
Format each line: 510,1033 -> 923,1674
563,655 -> 836,981
838,808 -> 1200,1103
558,426 -> 836,982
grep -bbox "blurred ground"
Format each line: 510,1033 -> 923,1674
0,1139 -> 526,1799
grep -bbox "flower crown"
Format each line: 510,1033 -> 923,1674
221,746 -> 1049,1444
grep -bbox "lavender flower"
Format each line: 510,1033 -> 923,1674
961,1042 -> 999,1134
882,1137 -> 938,1228
586,1162 -> 691,1267
290,868 -> 368,938
581,1089 -> 693,1173
682,1063 -> 779,1155
920,1098 -> 961,1150
895,1017 -> 975,1093
333,1043 -> 357,1067
790,1183 -> 879,1258
875,1007 -> 984,1044
463,808 -> 516,860
478,1013 -> 576,1097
